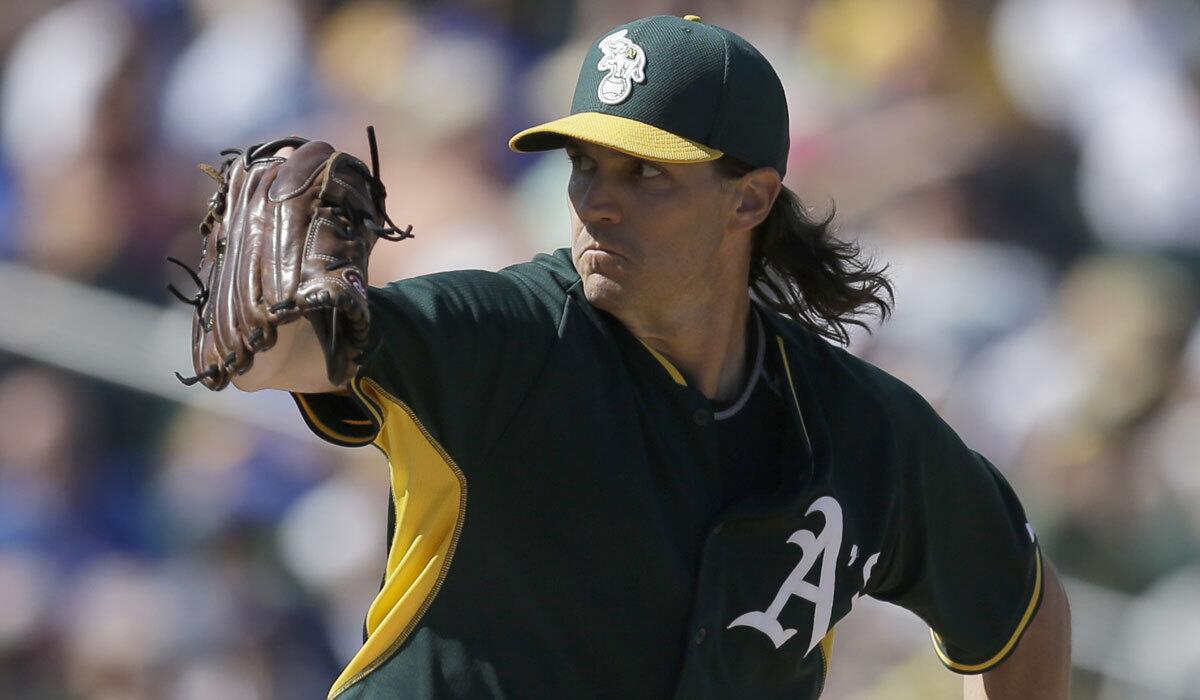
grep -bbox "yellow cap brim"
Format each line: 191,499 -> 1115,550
508,112 -> 723,163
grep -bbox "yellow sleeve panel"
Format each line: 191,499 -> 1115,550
327,377 -> 468,699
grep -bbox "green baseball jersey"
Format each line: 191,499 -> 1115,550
293,249 -> 1043,700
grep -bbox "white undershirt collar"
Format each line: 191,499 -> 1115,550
713,310 -> 766,422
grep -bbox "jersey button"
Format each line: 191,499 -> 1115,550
692,409 -> 710,426
694,627 -> 707,645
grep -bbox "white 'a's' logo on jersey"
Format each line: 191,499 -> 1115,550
595,30 -> 646,105
728,496 -> 843,654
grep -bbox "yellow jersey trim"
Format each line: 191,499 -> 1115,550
327,377 -> 468,699
638,340 -> 687,386
350,374 -> 385,426
774,336 -> 807,424
817,628 -> 836,692
294,392 -> 374,445
929,546 -> 1044,673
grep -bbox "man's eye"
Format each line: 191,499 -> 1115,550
637,161 -> 663,178
567,154 -> 595,172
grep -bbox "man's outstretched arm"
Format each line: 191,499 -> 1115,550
966,556 -> 1072,699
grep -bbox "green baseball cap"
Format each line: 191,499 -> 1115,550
509,14 -> 791,176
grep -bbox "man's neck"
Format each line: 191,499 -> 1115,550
625,293 -> 753,402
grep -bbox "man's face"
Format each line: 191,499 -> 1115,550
565,140 -> 740,323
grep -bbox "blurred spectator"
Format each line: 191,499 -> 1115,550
0,0 -> 1198,697
992,0 -> 1200,249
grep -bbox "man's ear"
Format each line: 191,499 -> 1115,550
730,167 -> 782,234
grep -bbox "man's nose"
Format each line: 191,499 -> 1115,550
572,170 -> 622,225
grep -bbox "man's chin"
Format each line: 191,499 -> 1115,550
581,275 -> 628,313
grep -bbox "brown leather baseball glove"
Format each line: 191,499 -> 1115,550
168,128 -> 411,391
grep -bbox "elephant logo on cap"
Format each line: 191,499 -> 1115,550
596,30 -> 646,105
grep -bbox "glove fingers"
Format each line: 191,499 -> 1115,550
268,151 -> 333,321
191,214 -> 229,390
209,231 -> 243,380
211,158 -> 275,379
262,142 -> 334,327
237,164 -> 284,355
255,190 -> 289,324
268,140 -> 335,201
240,229 -> 277,353
190,300 -> 225,390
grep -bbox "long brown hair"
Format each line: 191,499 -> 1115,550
717,156 -> 894,345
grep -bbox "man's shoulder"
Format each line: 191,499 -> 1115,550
505,247 -> 580,281
499,247 -> 581,297
374,248 -> 579,315
761,307 -> 933,423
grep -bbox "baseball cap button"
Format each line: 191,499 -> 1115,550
683,14 -> 702,22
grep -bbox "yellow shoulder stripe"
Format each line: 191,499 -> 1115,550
930,546 -> 1044,673
638,340 -> 687,386
774,336 -> 803,416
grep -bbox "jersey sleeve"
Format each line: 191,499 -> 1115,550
292,268 -> 561,462
865,383 -> 1043,675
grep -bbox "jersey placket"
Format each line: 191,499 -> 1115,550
670,335 -> 823,700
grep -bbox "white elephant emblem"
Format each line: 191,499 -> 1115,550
595,30 -> 646,105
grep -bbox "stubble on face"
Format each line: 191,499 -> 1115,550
571,221 -> 635,311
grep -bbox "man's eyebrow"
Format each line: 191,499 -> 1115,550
562,141 -> 666,170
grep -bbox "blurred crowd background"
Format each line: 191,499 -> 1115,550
0,0 -> 1198,698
